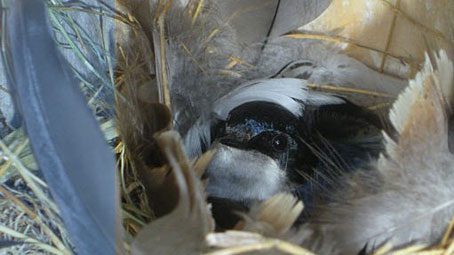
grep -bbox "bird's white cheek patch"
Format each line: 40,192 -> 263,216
205,145 -> 287,202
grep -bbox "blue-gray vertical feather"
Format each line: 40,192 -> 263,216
3,0 -> 120,254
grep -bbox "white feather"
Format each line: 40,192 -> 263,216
434,50 -> 454,112
213,78 -> 343,120
389,53 -> 434,134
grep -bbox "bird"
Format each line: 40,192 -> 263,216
182,77 -> 385,228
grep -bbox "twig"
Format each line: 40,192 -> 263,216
368,102 -> 392,111
286,32 -> 417,67
441,216 -> 454,246
155,5 -> 172,108
379,0 -> 400,73
307,84 -> 395,98
391,244 -> 426,255
191,0 -> 204,25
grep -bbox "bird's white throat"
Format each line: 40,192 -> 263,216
205,144 -> 287,202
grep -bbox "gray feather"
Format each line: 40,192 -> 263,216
261,39 -> 408,107
302,51 -> 454,254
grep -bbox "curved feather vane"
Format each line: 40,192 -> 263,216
303,50 -> 454,254
132,131 -> 214,255
3,0 -> 121,254
386,50 -> 453,157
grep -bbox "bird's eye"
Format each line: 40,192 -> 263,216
271,134 -> 288,152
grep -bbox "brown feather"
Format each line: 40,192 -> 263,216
239,193 -> 303,237
132,131 -> 214,255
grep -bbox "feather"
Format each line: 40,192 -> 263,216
116,0 -> 176,217
295,0 -> 454,79
261,40 -> 408,108
183,117 -> 213,159
192,149 -> 216,177
132,131 -> 214,255
240,193 -> 304,237
213,78 -> 343,120
302,50 -> 454,254
206,230 -> 266,248
163,1 -> 247,134
215,0 -> 332,45
115,92 -> 173,216
387,51 -> 452,156
205,230 -> 316,255
4,1 -> 122,254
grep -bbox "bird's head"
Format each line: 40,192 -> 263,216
206,100 -> 318,202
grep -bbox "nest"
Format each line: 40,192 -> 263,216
0,0 -> 453,254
